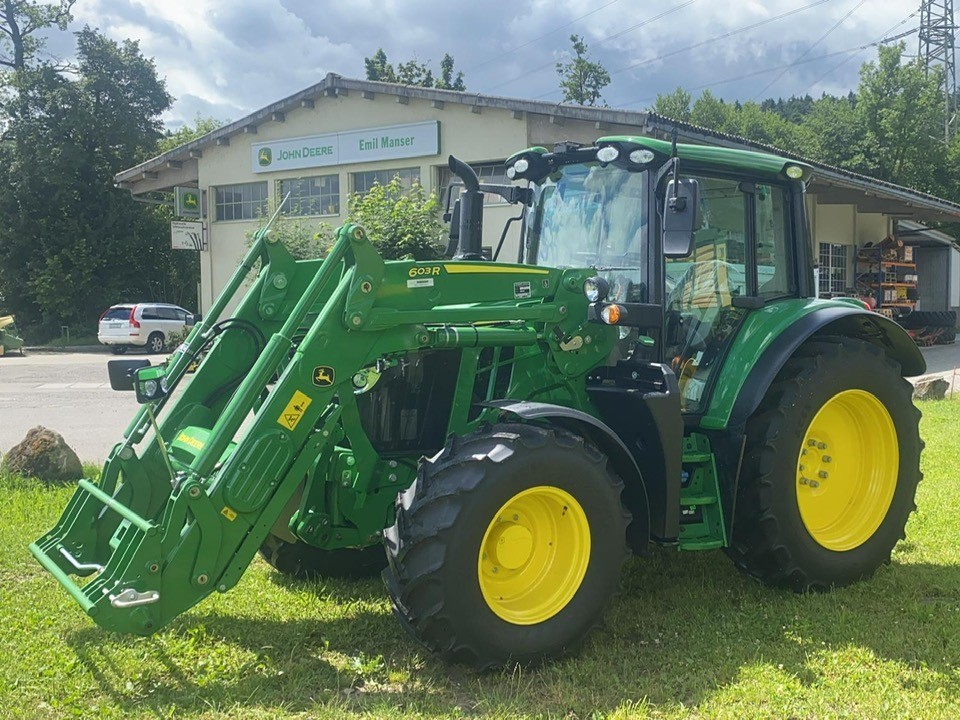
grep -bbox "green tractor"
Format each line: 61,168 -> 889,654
31,137 -> 923,669
0,315 -> 25,356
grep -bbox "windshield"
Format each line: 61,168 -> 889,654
528,163 -> 647,301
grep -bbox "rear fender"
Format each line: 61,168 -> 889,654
485,400 -> 651,553
711,303 -> 925,429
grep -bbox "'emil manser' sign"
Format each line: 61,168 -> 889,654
251,121 -> 440,174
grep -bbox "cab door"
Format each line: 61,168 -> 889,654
662,175 -> 796,414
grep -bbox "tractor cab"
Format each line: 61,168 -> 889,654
494,137 -> 815,414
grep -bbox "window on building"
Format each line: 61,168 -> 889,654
818,242 -> 848,295
351,167 -> 420,195
214,182 -> 268,221
279,175 -> 340,216
438,161 -> 511,205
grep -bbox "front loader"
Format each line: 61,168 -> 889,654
32,138 -> 925,668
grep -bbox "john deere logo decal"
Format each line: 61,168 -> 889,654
183,192 -> 199,209
258,147 -> 273,167
313,366 -> 335,387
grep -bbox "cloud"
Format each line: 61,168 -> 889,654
43,0 -> 922,126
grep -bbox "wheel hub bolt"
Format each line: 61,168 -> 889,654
823,456 -> 832,463
817,442 -> 827,450
808,439 -> 817,447
819,471 -> 829,479
492,566 -> 499,573
809,480 -> 820,488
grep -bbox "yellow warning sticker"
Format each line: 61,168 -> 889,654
277,390 -> 312,431
221,506 -> 237,521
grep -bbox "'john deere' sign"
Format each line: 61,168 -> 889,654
250,121 -> 439,174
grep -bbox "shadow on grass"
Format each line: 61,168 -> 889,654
63,547 -> 960,716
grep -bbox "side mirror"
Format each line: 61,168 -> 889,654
108,359 -> 150,391
663,178 -> 700,258
185,313 -> 198,326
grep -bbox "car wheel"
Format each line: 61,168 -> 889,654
147,333 -> 165,354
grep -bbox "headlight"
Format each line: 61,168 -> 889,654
785,164 -> 804,179
514,158 -> 530,173
629,148 -> 656,164
583,276 -> 610,303
596,146 -> 619,163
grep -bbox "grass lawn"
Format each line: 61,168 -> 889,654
2,401 -> 959,719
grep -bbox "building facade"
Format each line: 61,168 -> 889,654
117,74 -> 960,314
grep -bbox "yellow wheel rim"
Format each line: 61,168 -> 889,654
477,486 -> 591,625
796,389 -> 899,551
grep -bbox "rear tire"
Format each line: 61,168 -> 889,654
726,337 -> 922,591
900,310 -> 956,329
383,423 -> 630,669
147,332 -> 165,354
259,533 -> 386,579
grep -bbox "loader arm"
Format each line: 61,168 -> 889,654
31,223 -> 619,635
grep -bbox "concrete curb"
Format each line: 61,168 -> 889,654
24,345 -> 110,354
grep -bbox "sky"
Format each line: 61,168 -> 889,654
44,0 -> 927,128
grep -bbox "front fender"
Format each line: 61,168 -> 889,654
702,298 -> 924,430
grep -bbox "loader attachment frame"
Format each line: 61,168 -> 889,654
31,222 -> 620,635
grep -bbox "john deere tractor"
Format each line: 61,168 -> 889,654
31,137 -> 924,669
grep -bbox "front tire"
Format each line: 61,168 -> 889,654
383,423 -> 630,669
726,337 -> 922,591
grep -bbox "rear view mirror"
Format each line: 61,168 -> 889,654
663,179 -> 700,258
185,313 -> 197,326
108,359 -> 150,391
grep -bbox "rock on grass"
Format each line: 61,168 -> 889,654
2,426 -> 82,485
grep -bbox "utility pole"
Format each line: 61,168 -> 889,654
919,0 -> 958,141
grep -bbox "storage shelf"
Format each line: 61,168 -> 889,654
866,282 -> 917,287
856,259 -> 915,268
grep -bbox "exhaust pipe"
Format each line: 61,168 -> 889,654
448,155 -> 485,260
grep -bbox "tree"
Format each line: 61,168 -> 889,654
436,53 -> 465,91
653,88 -> 692,121
0,0 -> 74,70
249,176 -> 444,263
0,27 -> 179,334
396,58 -> 433,88
556,34 -> 610,106
689,90 -> 732,131
856,43 -> 946,192
157,114 -> 225,154
364,48 -> 396,83
347,177 -> 444,260
363,48 -> 466,91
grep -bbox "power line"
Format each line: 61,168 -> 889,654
751,0 -> 867,100
529,0 -> 838,102
608,0 -> 836,79
462,0 -> 623,74
619,37 -> 898,108
479,0 -> 699,95
801,9 -> 921,96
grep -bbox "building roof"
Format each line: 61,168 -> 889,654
116,74 -> 960,225
897,219 -> 960,249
